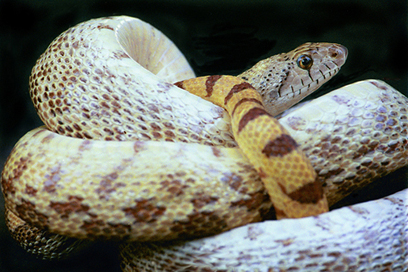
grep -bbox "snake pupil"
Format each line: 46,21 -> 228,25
297,55 -> 313,70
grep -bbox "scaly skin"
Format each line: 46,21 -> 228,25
175,76 -> 328,218
12,18 -> 408,270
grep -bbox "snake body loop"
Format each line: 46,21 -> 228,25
1,16 -> 407,271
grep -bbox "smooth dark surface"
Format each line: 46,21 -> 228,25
0,0 -> 407,271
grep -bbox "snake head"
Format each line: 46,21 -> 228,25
240,42 -> 348,116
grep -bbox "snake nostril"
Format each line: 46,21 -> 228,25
338,44 -> 348,58
329,45 -> 348,60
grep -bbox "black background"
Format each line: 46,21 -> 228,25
0,0 -> 407,271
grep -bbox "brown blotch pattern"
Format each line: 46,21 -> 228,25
97,24 -> 114,31
80,220 -> 132,240
123,199 -> 166,223
15,199 -> 49,228
113,51 -> 130,59
238,107 -> 270,133
50,196 -> 90,219
159,174 -> 189,196
220,172 -> 245,192
191,194 -> 219,209
278,179 -> 324,204
231,98 -> 263,116
224,82 -> 254,105
43,164 -> 62,194
25,185 -> 38,197
2,151 -> 32,195
262,134 -> 298,158
369,80 -> 388,90
95,172 -> 126,200
211,147 -> 222,157
10,152 -> 31,181
41,133 -> 56,144
205,75 -> 222,97
173,81 -> 184,89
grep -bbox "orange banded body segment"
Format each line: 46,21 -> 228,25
175,75 -> 329,219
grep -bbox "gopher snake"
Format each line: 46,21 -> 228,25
1,16 -> 407,271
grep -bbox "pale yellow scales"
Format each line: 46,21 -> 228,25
1,16 -> 407,271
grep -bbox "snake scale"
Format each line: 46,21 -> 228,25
1,16 -> 407,271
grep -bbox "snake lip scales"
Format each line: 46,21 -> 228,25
1,16 -> 407,271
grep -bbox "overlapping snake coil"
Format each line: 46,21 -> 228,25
1,16 -> 407,271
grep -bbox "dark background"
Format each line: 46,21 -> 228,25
0,0 -> 407,271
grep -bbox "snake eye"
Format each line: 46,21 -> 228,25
296,55 -> 313,70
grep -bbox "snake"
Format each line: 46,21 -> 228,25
1,16 -> 407,271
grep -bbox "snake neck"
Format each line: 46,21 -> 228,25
175,75 -> 329,219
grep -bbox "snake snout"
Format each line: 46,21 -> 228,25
339,44 -> 348,58
329,43 -> 348,64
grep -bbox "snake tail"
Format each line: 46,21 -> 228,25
175,76 -> 329,218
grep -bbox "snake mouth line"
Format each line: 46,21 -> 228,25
290,67 -> 341,98
322,66 -> 340,79
317,66 -> 341,88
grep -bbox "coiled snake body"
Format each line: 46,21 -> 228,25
1,16 -> 407,271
